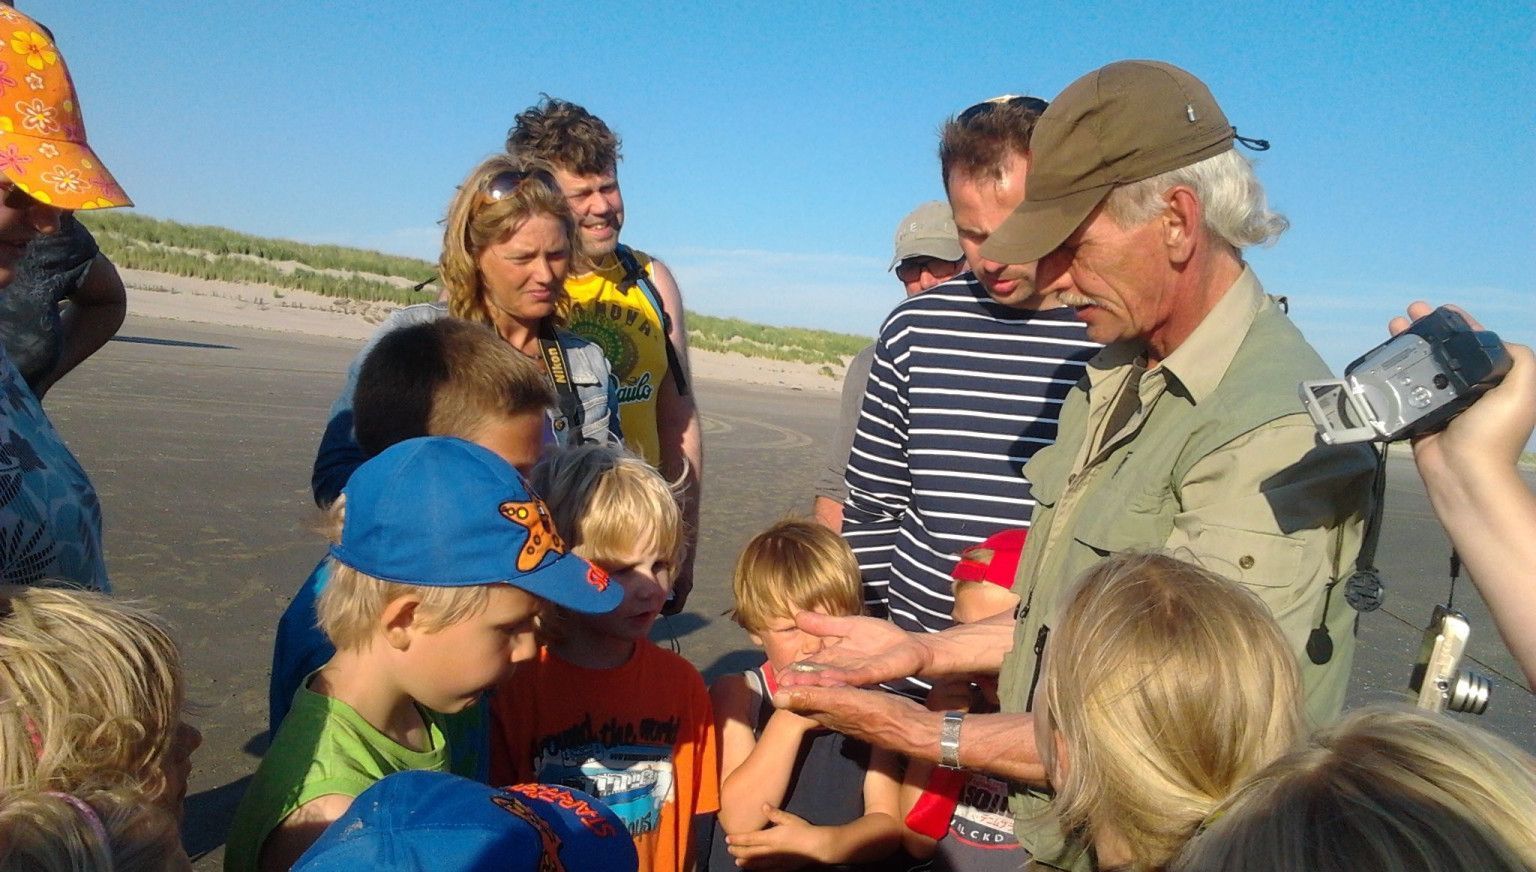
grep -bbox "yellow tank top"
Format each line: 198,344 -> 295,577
564,248 -> 667,465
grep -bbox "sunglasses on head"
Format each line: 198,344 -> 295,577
477,168 -> 562,207
957,94 -> 1049,126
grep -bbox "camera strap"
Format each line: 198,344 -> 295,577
537,328 -> 589,444
1344,447 -> 1388,611
1311,446 -> 1388,665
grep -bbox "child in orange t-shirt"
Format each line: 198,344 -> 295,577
490,445 -> 717,872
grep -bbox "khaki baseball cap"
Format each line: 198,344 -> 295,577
889,200 -> 963,270
980,60 -> 1235,265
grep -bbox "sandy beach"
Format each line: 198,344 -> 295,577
121,268 -> 848,394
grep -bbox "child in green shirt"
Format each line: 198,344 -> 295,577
226,437 -> 621,872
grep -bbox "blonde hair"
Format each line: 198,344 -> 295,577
1172,705 -> 1536,872
729,518 -> 862,630
314,499 -> 491,651
0,787 -> 188,872
438,153 -> 581,328
0,586 -> 185,806
530,444 -> 684,569
1038,553 -> 1303,870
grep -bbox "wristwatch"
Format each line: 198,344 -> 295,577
939,711 -> 965,769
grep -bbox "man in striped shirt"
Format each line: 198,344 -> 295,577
842,96 -> 1099,699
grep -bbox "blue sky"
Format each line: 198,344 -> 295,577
29,0 -> 1535,374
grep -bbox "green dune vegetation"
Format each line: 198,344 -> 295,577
78,212 -> 870,367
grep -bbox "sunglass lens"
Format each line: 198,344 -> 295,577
485,171 -> 526,203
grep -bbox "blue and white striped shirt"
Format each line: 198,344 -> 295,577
842,273 -> 1097,698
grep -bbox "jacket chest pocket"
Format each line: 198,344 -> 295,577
1066,458 -> 1173,558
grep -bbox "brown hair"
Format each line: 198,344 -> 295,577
505,96 -> 622,177
1038,553 -> 1303,870
729,519 -> 862,630
353,318 -> 554,458
938,95 -> 1046,189
437,153 -> 580,329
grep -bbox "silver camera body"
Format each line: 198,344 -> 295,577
1300,307 -> 1510,445
1408,605 -> 1491,714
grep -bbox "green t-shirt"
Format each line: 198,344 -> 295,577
224,681 -> 450,872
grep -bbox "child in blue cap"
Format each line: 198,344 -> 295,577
292,771 -> 638,872
226,437 -> 621,872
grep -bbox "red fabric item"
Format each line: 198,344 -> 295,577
950,528 -> 1028,590
904,765 -> 967,840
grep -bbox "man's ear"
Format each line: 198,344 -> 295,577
746,630 -> 765,649
381,595 -> 424,651
1162,186 -> 1202,265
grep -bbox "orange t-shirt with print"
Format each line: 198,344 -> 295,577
490,641 -> 719,872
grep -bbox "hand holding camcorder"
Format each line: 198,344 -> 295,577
1301,306 -> 1512,445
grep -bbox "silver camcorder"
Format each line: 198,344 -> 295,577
1300,307 -> 1511,445
1408,605 -> 1491,714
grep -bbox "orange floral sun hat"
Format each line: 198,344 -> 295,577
0,7 -> 128,210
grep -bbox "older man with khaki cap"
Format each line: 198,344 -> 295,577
776,60 -> 1378,871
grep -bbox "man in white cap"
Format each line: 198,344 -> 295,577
840,98 -> 1099,700
812,201 -> 964,531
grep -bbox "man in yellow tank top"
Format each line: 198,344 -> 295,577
507,97 -> 703,611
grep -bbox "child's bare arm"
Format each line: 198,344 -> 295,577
726,746 -> 905,868
716,691 -> 817,834
710,674 -> 759,785
258,794 -> 353,872
898,755 -> 941,859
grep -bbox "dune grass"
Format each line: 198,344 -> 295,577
80,212 -> 871,364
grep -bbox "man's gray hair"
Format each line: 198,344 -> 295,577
1103,150 -> 1288,249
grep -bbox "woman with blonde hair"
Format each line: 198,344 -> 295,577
312,153 -> 622,504
1171,705 -> 1536,872
1032,552 -> 1304,871
0,585 -> 201,815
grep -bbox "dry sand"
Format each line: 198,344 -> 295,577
121,269 -> 847,394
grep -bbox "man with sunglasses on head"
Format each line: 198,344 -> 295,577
778,61 -> 1379,872
812,201 -> 964,532
840,96 -> 1099,701
506,97 -> 702,613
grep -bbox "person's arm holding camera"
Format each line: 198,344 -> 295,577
1392,302 -> 1536,690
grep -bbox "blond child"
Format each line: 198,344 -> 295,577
489,444 -> 717,872
708,519 -> 904,871
898,529 -> 1027,870
1032,553 -> 1304,870
226,437 -> 620,872
1173,705 -> 1536,872
0,787 -> 190,872
0,585 -> 201,816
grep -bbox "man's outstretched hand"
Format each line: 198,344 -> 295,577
774,611 -> 930,690
771,682 -> 933,755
